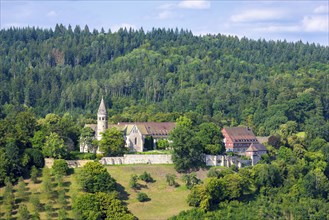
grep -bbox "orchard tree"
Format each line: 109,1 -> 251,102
42,167 -> 53,200
30,191 -> 42,213
52,159 -> 69,177
170,116 -> 204,172
30,165 -> 39,183
3,180 -> 15,218
99,127 -> 126,156
17,204 -> 30,220
17,177 -> 27,201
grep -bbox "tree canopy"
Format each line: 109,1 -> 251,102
99,127 -> 126,156
0,26 -> 327,141
77,161 -> 116,193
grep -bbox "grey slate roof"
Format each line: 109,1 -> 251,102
246,143 -> 267,152
98,97 -> 107,115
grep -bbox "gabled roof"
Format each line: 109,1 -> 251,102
117,122 -> 176,137
246,143 -> 267,152
98,97 -> 107,115
222,127 -> 258,142
85,122 -> 176,137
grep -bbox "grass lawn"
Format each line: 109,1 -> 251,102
0,164 -> 208,220
107,164 -> 208,220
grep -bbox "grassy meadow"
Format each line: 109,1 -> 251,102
0,164 -> 208,220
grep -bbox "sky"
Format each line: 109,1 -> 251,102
1,1 -> 328,46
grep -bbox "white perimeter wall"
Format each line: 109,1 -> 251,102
100,154 -> 173,165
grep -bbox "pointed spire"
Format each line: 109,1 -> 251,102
98,96 -> 107,115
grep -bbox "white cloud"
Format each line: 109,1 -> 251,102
47,10 -> 57,17
302,15 -> 328,32
231,9 -> 285,23
158,3 -> 176,10
254,25 -> 300,33
178,0 -> 210,9
314,5 -> 328,14
157,10 -> 173,20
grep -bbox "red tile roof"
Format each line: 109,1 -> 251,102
117,122 -> 176,137
222,127 -> 258,143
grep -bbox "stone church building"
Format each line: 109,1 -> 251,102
80,98 -> 176,153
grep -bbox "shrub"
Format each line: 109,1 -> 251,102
207,167 -> 221,178
157,139 -> 170,150
69,151 -> 96,160
166,174 -> 178,187
96,153 -> 104,160
129,174 -> 139,189
139,171 -> 154,183
52,159 -> 69,177
182,173 -> 201,189
137,192 -> 150,202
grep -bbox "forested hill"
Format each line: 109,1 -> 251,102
0,24 -> 328,137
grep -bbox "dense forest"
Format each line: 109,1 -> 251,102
0,24 -> 329,219
0,24 -> 328,140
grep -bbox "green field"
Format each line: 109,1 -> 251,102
0,164 -> 208,220
107,165 -> 208,220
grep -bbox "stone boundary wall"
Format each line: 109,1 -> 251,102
45,154 -> 255,168
45,158 -> 94,168
100,154 -> 173,165
205,155 -> 252,168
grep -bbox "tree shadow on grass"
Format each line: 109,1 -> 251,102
67,168 -> 75,176
115,183 -> 130,201
62,181 -> 71,188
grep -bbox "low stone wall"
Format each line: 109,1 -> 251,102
100,154 -> 173,165
45,158 -> 55,168
44,158 -> 93,168
45,154 -> 254,168
205,155 -> 252,168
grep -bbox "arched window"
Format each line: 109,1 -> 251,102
135,137 -> 137,145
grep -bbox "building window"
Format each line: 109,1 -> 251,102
102,117 -> 104,120
135,137 -> 137,145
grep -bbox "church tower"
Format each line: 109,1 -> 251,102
96,97 -> 108,140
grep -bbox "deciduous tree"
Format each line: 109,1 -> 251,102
77,161 -> 116,193
99,127 -> 126,156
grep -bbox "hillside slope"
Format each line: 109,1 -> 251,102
0,26 -> 328,137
